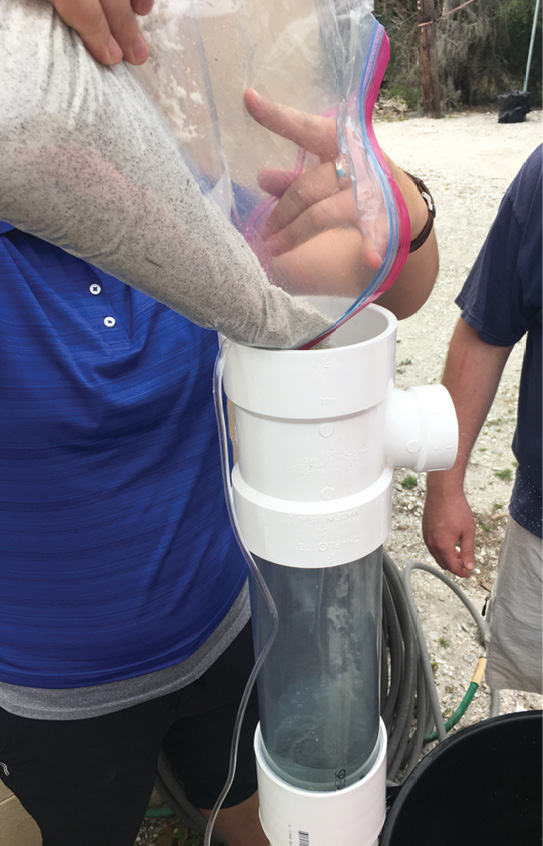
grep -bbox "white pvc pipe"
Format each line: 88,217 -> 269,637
222,304 -> 458,846
255,721 -> 388,846
223,304 -> 457,568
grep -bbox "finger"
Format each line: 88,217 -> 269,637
450,546 -> 474,578
452,562 -> 474,578
432,541 -> 473,579
257,168 -> 297,199
270,228 -> 383,299
264,191 -> 382,271
259,162 -> 341,237
459,528 -> 476,575
244,88 -> 338,162
97,0 -> 151,64
131,0 -> 155,14
265,191 -> 354,253
52,0 -> 120,65
52,0 -> 151,66
423,527 -> 463,575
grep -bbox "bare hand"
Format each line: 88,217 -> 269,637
422,488 -> 476,579
244,88 -> 339,161
51,0 -> 154,65
243,89 -> 385,293
258,163 -> 383,272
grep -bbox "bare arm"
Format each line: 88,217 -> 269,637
423,318 -> 513,577
373,157 -> 438,318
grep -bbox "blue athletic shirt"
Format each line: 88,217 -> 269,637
0,225 -> 247,688
456,145 -> 542,539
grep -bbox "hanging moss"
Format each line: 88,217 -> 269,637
373,0 -> 542,110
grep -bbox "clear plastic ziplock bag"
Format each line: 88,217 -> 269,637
136,0 -> 411,347
0,0 -> 409,349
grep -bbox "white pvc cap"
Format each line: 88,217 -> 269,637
255,721 -> 387,846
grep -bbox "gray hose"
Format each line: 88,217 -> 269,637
381,551 -> 500,784
154,551 -> 500,830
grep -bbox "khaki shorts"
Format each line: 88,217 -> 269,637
485,517 -> 542,693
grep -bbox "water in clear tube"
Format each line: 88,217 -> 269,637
250,548 -> 382,791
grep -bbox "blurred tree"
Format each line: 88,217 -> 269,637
418,0 -> 441,116
374,0 -> 542,110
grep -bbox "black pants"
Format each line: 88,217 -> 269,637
0,623 -> 259,846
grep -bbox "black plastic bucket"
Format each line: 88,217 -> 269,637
380,711 -> 542,846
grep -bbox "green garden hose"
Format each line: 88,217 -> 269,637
423,657 -> 486,743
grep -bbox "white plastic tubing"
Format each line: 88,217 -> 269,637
223,303 -> 458,570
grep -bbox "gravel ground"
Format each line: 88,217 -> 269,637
375,106 -> 542,728
136,108 -> 542,845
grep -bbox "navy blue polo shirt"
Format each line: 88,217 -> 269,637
0,226 -> 246,688
456,146 -> 542,538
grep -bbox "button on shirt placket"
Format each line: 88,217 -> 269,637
86,276 -> 134,351
89,282 -> 117,331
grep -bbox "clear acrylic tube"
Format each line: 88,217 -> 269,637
250,549 -> 383,791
